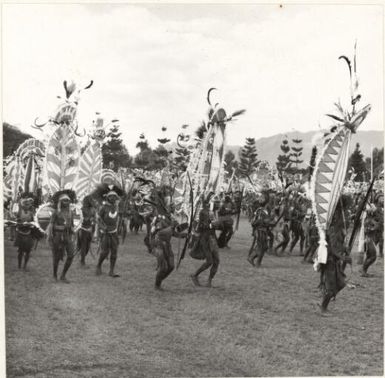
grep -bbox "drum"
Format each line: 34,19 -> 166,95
71,203 -> 83,232
35,203 -> 55,232
35,203 -> 83,232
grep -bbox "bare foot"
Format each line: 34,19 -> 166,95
247,258 -> 255,267
204,280 -> 212,288
190,274 -> 201,287
317,303 -> 330,316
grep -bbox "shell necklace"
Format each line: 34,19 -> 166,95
109,205 -> 118,219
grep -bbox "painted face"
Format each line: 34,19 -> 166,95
21,199 -> 33,210
107,194 -> 118,204
164,196 -> 171,207
60,198 -> 70,208
258,194 -> 266,205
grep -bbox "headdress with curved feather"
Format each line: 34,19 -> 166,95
90,183 -> 124,205
82,194 -> 96,209
51,189 -> 77,209
142,184 -> 174,219
20,192 -> 35,200
19,191 -> 38,208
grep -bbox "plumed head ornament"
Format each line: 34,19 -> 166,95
51,189 -> 77,209
90,183 -> 124,205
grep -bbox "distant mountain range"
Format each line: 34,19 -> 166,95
227,130 -> 384,167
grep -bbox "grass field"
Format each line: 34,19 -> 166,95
4,217 -> 384,377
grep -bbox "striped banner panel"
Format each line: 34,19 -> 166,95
45,125 -> 80,193
75,142 -> 102,200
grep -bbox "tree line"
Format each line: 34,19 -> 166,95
3,122 -> 383,182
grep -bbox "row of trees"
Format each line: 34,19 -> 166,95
348,144 -> 383,182
100,123 -> 384,182
3,122 -> 383,183
102,123 -> 187,172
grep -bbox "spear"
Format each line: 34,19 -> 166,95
176,171 -> 195,269
235,186 -> 244,231
347,176 -> 376,253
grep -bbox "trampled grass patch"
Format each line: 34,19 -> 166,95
4,218 -> 383,377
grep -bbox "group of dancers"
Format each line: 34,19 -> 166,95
5,175 -> 383,313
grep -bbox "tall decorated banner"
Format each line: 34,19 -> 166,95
3,154 -> 19,200
34,80 -> 93,231
10,155 -> 24,202
16,138 -> 45,194
176,89 -> 245,267
74,141 -> 102,200
3,139 -> 45,201
45,125 -> 80,193
310,45 -> 371,268
205,111 -> 226,194
37,80 -> 94,195
190,89 -> 244,201
23,155 -> 37,193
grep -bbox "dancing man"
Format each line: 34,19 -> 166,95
319,195 -> 352,313
289,196 -> 306,255
15,193 -> 36,270
94,184 -> 124,278
190,195 -> 220,287
78,194 -> 97,267
274,194 -> 291,255
46,190 -> 77,283
217,195 -> 237,248
360,193 -> 383,276
151,215 -> 187,290
302,214 -> 319,263
248,191 -> 275,267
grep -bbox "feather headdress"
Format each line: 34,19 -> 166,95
90,183 -> 124,205
51,189 -> 77,209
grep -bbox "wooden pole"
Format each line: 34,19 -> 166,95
370,145 -> 373,181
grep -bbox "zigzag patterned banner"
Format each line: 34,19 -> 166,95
311,126 -> 351,264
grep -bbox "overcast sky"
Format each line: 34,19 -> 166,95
2,3 -> 383,154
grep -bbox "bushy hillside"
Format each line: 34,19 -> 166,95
3,122 -> 33,158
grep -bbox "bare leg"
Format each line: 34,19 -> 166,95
23,251 -> 31,270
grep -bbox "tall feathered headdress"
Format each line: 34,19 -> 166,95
90,183 -> 124,205
51,189 -> 77,209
